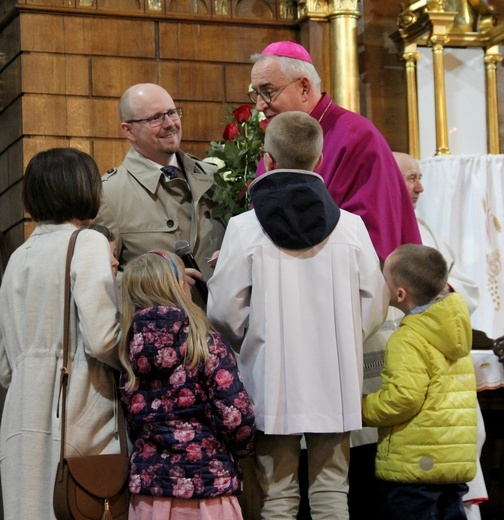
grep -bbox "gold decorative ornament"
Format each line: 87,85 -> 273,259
147,0 -> 162,11
403,46 -> 422,158
391,0 -> 504,156
214,0 -> 229,15
484,197 -> 502,311
327,0 -> 361,112
329,0 -> 359,11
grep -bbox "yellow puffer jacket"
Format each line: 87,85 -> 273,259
362,293 -> 477,484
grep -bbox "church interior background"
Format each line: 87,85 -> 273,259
0,1 -> 503,519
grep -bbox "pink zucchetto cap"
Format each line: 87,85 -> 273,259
261,41 -> 313,64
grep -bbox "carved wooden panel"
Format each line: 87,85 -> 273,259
93,138 -> 130,172
225,63 -> 254,103
361,0 -> 408,153
0,56 -> 21,113
0,99 -> 22,154
22,54 -> 90,96
168,0 -> 210,14
92,58 -> 158,98
2,0 -> 294,19
98,0 -> 147,11
235,0 -> 274,18
0,16 -> 21,72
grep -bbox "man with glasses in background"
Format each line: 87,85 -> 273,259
95,83 -> 224,285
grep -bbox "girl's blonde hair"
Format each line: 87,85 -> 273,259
119,250 -> 210,391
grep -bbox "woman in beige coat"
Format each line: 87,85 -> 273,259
0,148 -> 121,519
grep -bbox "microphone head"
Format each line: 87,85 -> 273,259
174,240 -> 192,256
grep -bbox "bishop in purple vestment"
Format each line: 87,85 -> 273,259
250,41 -> 421,261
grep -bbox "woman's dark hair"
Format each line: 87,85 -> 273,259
22,148 -> 102,223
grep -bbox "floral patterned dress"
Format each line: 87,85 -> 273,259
120,305 -> 256,499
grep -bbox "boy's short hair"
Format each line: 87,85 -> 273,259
264,111 -> 323,171
388,244 -> 448,306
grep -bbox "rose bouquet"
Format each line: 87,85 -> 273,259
205,104 -> 268,227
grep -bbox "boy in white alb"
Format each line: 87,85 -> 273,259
207,111 -> 388,519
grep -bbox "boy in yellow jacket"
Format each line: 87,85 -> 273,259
362,244 -> 477,520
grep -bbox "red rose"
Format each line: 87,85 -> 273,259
259,119 -> 269,132
233,104 -> 253,123
223,122 -> 239,141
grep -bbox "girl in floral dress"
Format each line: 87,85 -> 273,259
119,250 -> 256,520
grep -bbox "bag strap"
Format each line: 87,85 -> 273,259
56,228 -> 82,471
57,228 -> 127,474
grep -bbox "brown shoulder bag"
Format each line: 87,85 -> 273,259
53,229 -> 130,520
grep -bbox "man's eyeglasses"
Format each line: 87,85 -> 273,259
125,108 -> 183,128
248,78 -> 301,105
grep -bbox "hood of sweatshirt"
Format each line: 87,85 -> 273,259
402,293 -> 472,361
248,169 -> 341,250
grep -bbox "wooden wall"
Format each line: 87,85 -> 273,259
1,0 -> 503,254
0,0 -> 296,248
360,1 -> 409,153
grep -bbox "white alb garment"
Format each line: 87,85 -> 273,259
207,209 -> 388,435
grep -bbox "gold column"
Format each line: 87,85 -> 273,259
403,44 -> 421,159
430,35 -> 450,155
328,1 -> 361,113
426,2 -> 457,156
394,1 -> 504,157
484,45 -> 502,154
295,1 -> 330,91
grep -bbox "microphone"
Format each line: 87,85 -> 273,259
174,240 -> 208,304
